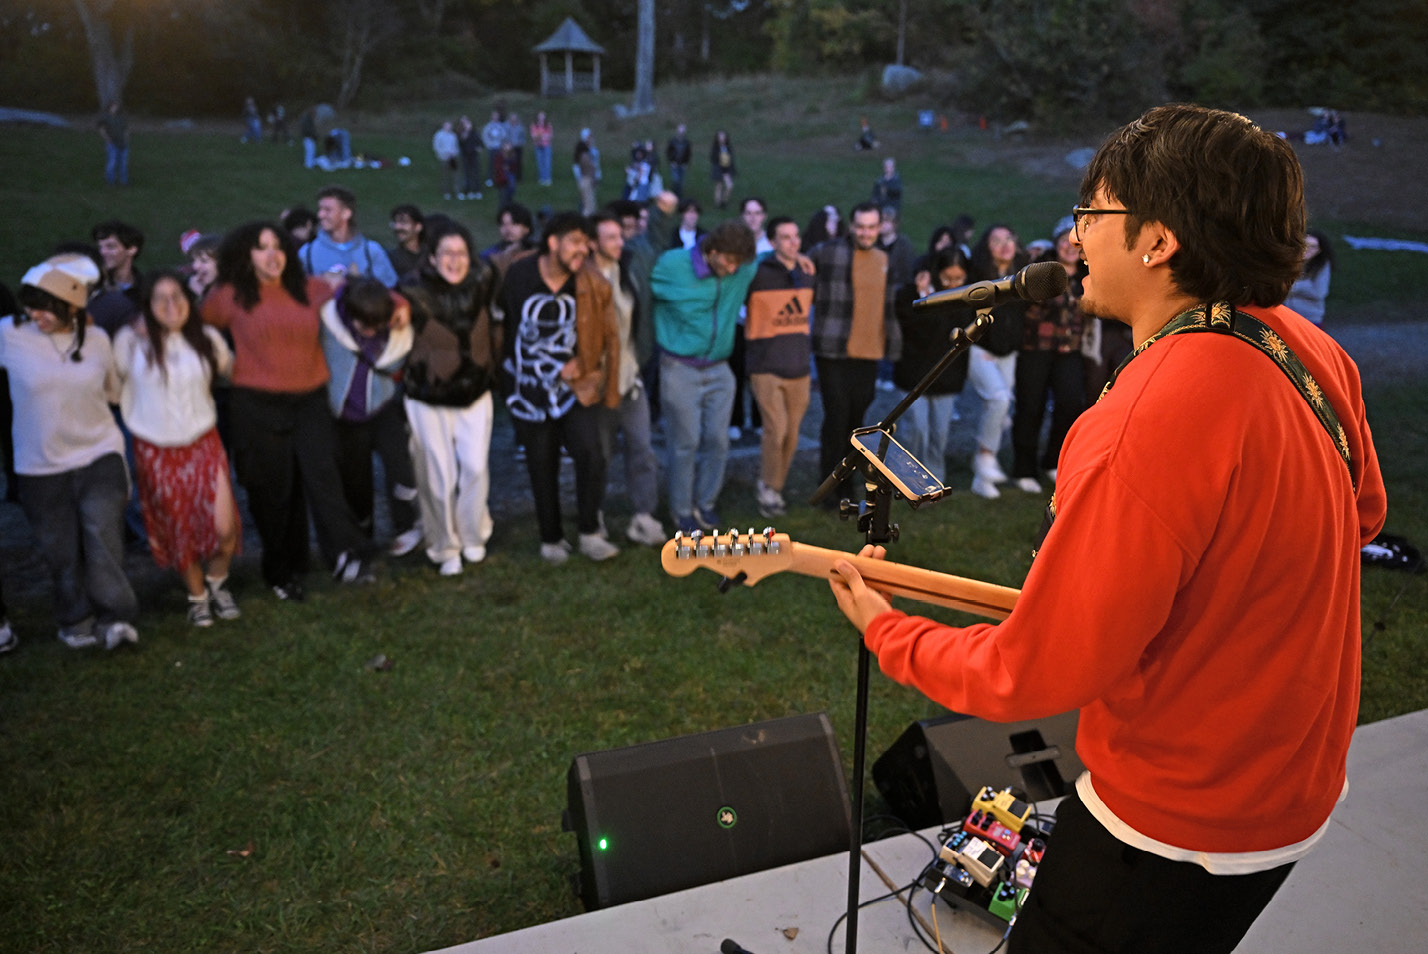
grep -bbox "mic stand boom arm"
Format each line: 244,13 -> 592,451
823,305 -> 994,954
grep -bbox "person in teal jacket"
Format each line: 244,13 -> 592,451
650,220 -> 759,533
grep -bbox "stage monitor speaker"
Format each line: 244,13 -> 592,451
565,712 -> 851,910
873,711 -> 1084,830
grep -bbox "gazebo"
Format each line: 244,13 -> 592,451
533,17 -> 606,97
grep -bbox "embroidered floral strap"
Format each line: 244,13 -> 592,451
1033,302 -> 1354,559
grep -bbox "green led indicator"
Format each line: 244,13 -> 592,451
598,837 -> 609,851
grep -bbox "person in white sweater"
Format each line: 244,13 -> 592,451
114,270 -> 240,627
0,253 -> 139,650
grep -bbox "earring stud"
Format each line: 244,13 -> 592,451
1142,254 -> 1151,264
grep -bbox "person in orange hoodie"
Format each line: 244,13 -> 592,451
830,104 -> 1387,954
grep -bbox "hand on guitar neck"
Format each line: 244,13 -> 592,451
660,528 -> 1019,623
829,544 -> 894,634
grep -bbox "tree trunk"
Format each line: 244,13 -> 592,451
71,0 -> 133,109
897,0 -> 908,66
632,0 -> 656,113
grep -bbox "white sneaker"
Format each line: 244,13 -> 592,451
0,619 -> 18,654
102,621 -> 140,650
974,454 -> 1008,484
439,556 -> 463,576
389,527 -> 424,557
626,512 -> 666,547
579,532 -> 620,561
462,545 -> 487,564
540,540 -> 572,565
970,476 -> 1001,499
1014,477 -> 1042,493
756,480 -> 786,518
57,629 -> 98,650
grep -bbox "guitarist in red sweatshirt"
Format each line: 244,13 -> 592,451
830,104 -> 1387,954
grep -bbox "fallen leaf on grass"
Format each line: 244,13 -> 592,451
226,841 -> 255,858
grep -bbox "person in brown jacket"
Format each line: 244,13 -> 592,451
499,212 -> 621,564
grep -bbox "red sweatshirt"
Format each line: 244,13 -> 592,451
201,277 -> 333,393
866,304 -> 1386,854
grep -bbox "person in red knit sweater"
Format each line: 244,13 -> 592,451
830,104 -> 1387,954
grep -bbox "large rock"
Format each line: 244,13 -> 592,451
881,65 -> 923,95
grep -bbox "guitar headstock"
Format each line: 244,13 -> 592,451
659,527 -> 794,587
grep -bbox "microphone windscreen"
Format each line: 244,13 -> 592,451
1018,261 -> 1069,301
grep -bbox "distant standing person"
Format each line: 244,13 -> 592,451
871,157 -> 902,212
1286,229 -> 1333,325
432,121 -> 461,200
457,115 -> 483,199
242,97 -> 263,143
530,111 -> 554,186
710,130 -> 736,209
505,111 -> 526,183
481,110 -> 507,188
666,123 -> 692,197
574,129 -> 601,215
98,100 -> 130,186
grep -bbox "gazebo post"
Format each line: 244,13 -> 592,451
593,54 -> 601,93
565,51 -> 574,95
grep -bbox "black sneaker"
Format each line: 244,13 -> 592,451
188,598 -> 215,628
272,581 -> 305,602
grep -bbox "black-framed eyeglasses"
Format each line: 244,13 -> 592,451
1071,206 -> 1131,241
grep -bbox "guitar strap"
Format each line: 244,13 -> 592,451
1033,301 -> 1353,559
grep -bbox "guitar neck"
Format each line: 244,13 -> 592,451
786,541 -> 1019,620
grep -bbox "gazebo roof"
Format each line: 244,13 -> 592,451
532,17 -> 605,55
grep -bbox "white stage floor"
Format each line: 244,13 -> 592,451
428,708 -> 1428,954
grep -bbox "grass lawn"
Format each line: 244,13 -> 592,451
1,76 -> 1426,953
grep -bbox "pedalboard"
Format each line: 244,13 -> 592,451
919,786 -> 1052,929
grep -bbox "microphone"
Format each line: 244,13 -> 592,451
721,941 -> 758,954
913,260 -> 1068,310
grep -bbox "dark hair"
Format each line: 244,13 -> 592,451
17,285 -> 87,361
496,202 -> 533,230
1080,103 -> 1306,306
91,220 -> 144,255
969,223 -> 1028,280
766,215 -> 796,240
1304,229 -> 1334,279
589,211 -> 622,234
281,206 -> 317,237
849,201 -> 882,223
927,225 -> 956,254
540,212 -> 591,250
701,220 -> 757,264
802,206 -> 846,251
740,196 -> 766,215
424,219 -> 475,260
187,234 -> 221,260
140,269 -> 218,381
929,246 -> 972,289
951,214 -> 976,244
340,276 -> 395,332
390,204 -> 424,226
604,199 -> 643,221
678,197 -> 702,216
317,185 -> 357,211
217,221 -> 309,310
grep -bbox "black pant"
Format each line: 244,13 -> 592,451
513,403 -> 608,544
815,357 -> 878,502
728,323 -> 762,431
1011,350 -> 1085,479
334,399 -> 417,538
1009,791 -> 1294,954
229,387 -> 370,586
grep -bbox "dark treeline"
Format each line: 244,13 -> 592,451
2,0 -> 1425,121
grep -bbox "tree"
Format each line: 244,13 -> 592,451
633,0 -> 655,112
70,0 -> 133,107
331,0 -> 401,109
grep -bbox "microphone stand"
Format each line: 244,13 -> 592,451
815,306 -> 994,954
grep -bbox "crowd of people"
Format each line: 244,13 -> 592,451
2,114 -> 1337,657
